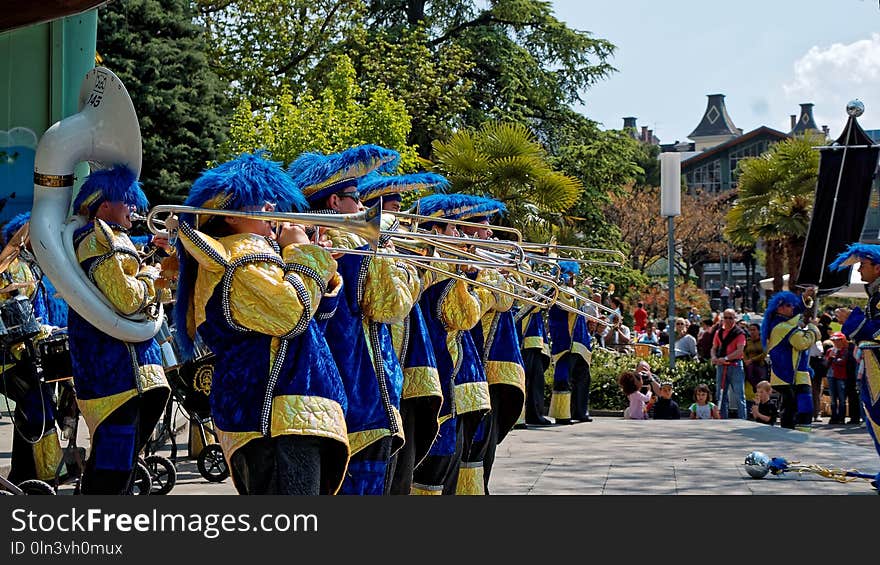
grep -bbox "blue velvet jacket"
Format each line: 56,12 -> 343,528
323,231 -> 419,457
68,220 -> 169,436
177,222 -> 349,492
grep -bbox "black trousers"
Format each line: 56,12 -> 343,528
774,384 -> 812,430
230,434 -> 328,495
570,356 -> 591,421
845,376 -> 861,423
522,349 -> 549,424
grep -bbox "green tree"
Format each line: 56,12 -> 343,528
98,0 -> 230,203
195,0 -> 364,106
431,121 -> 582,240
725,132 -> 822,291
222,55 -> 419,169
363,0 -> 616,133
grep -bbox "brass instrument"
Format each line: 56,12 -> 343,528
519,241 -> 625,264
392,211 -> 523,243
146,201 -> 383,251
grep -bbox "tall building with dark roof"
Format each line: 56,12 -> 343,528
790,103 -> 819,135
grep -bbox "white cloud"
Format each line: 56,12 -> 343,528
783,33 -> 880,135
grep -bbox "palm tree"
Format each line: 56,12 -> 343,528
431,121 -> 583,241
725,132 -> 822,292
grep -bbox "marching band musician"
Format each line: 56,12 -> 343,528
292,145 -> 420,495
68,166 -> 171,494
831,244 -> 880,458
0,213 -> 67,485
358,171 -> 448,495
760,289 -> 819,431
547,261 -> 592,425
515,262 -> 552,426
456,197 -> 525,493
409,194 -> 495,495
172,152 -> 348,495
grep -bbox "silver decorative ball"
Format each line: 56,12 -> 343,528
846,99 -> 865,117
744,451 -> 771,479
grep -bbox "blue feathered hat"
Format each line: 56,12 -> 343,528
73,165 -> 149,217
290,144 -> 400,207
761,290 -> 804,348
415,193 -> 505,228
2,212 -> 30,246
829,242 -> 880,271
358,172 -> 448,208
174,151 -> 308,360
558,261 -> 581,276
455,195 -> 506,222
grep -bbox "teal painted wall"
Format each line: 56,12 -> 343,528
0,11 -> 97,224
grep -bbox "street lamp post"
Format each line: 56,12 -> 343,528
660,153 -> 682,371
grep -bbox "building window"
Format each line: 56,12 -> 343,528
686,159 -> 722,192
729,140 -> 771,188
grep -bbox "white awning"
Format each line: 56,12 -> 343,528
759,266 -> 865,299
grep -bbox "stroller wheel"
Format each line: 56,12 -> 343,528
129,461 -> 153,495
197,444 -> 229,483
144,455 -> 177,495
17,480 -> 56,495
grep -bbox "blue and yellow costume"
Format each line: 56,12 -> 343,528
408,194 -> 495,495
456,197 -> 525,494
832,244 -> 880,458
547,262 -> 592,425
67,166 -> 170,494
358,171 -> 449,495
174,153 -> 348,495
760,290 -> 819,432
516,285 -> 552,425
0,213 -> 67,484
293,145 -> 421,495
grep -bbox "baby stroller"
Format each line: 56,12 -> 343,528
154,323 -> 228,484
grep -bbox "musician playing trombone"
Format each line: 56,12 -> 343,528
67,166 -> 171,494
172,153 -> 349,495
547,261 -> 593,425
0,213 -> 67,486
294,145 -> 421,496
454,196 -> 526,493
358,171 -> 448,495
409,194 -> 497,495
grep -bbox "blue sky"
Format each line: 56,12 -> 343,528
550,0 -> 880,144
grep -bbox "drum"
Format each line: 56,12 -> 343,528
37,332 -> 73,383
0,295 -> 40,348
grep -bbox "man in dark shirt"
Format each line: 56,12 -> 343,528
652,382 -> 681,419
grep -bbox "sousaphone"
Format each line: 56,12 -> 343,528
30,67 -> 161,342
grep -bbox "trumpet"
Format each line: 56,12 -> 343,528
145,201 -> 383,250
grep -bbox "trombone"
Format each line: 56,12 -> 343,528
392,211 -> 523,243
519,241 -> 626,264
145,201 -> 384,250
394,236 -> 559,308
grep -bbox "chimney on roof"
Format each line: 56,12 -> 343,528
822,125 -> 830,136
623,117 -> 638,139
790,115 -> 797,129
641,126 -> 648,142
791,103 -> 819,135
647,129 -> 654,144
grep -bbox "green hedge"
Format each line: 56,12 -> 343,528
545,349 -> 716,411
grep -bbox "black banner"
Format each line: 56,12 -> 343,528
797,116 -> 880,294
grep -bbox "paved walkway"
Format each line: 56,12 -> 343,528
3,411 -> 877,495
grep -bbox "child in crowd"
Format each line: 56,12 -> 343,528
750,380 -> 778,426
652,381 -> 681,419
689,383 -> 720,419
618,368 -> 656,420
